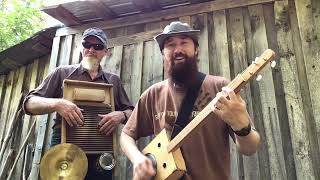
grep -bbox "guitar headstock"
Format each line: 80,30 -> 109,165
228,49 -> 276,93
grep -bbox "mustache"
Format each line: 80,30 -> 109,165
87,53 -> 97,57
173,53 -> 188,59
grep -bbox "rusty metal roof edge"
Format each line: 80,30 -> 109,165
0,25 -> 63,75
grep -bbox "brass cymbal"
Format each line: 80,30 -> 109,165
40,143 -> 88,180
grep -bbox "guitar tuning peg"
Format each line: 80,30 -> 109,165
254,57 -> 259,63
256,74 -> 263,81
270,61 -> 277,68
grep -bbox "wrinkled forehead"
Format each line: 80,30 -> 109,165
164,35 -> 194,44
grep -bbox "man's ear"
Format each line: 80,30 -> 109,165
161,49 -> 165,55
195,47 -> 199,56
105,49 -> 112,57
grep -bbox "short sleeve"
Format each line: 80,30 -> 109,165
106,74 -> 134,111
122,90 -> 154,140
22,67 -> 63,115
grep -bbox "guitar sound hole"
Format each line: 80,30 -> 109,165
157,143 -> 161,148
163,163 -> 167,169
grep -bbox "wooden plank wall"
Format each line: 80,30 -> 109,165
0,55 -> 50,179
0,0 -> 319,179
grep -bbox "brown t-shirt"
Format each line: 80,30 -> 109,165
123,75 -> 234,180
23,63 -> 134,122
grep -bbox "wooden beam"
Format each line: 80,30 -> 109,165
31,43 -> 51,53
59,35 -> 73,65
37,34 -> 54,49
71,33 -> 82,65
87,0 -> 117,20
107,29 -> 161,48
190,0 -> 205,4
104,0 -> 132,6
42,4 -> 82,26
56,0 -> 275,36
0,76 -> 5,111
132,0 -> 161,12
0,58 -> 22,70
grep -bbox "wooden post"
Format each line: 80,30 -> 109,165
0,99 -> 22,164
15,60 -> 40,180
27,36 -> 61,180
192,13 -> 210,74
7,119 -> 37,179
274,1 -> 316,179
248,4 -> 287,180
0,149 -> 14,179
228,7 -> 260,180
294,0 -> 320,178
27,115 -> 49,180
0,72 -> 14,152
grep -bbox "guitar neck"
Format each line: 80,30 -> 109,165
167,49 -> 275,153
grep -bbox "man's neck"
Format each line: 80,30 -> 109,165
87,68 -> 99,79
169,78 -> 187,91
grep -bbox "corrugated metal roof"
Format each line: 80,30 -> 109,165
42,0 -> 212,26
0,26 -> 60,75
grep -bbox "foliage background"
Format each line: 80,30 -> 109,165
0,0 -> 45,52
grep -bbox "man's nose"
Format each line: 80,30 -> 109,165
88,46 -> 95,52
174,44 -> 183,54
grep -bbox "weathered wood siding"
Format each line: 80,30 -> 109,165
0,0 -> 319,179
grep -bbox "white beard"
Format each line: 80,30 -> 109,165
81,56 -> 100,71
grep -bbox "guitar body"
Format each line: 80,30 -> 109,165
142,129 -> 186,180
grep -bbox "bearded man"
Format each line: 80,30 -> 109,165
120,21 -> 260,180
23,27 -> 134,179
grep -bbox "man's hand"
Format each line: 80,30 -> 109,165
211,87 -> 250,130
54,99 -> 84,127
211,87 -> 261,155
133,154 -> 156,180
98,111 -> 125,136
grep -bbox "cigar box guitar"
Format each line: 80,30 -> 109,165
142,49 -> 276,180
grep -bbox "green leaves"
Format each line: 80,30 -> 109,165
0,0 -> 44,51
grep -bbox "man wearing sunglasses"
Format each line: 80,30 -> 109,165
23,27 -> 134,179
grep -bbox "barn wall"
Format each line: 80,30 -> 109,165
0,0 -> 319,179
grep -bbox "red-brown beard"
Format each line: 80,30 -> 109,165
165,53 -> 198,86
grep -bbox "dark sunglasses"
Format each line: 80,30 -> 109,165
82,41 -> 105,50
